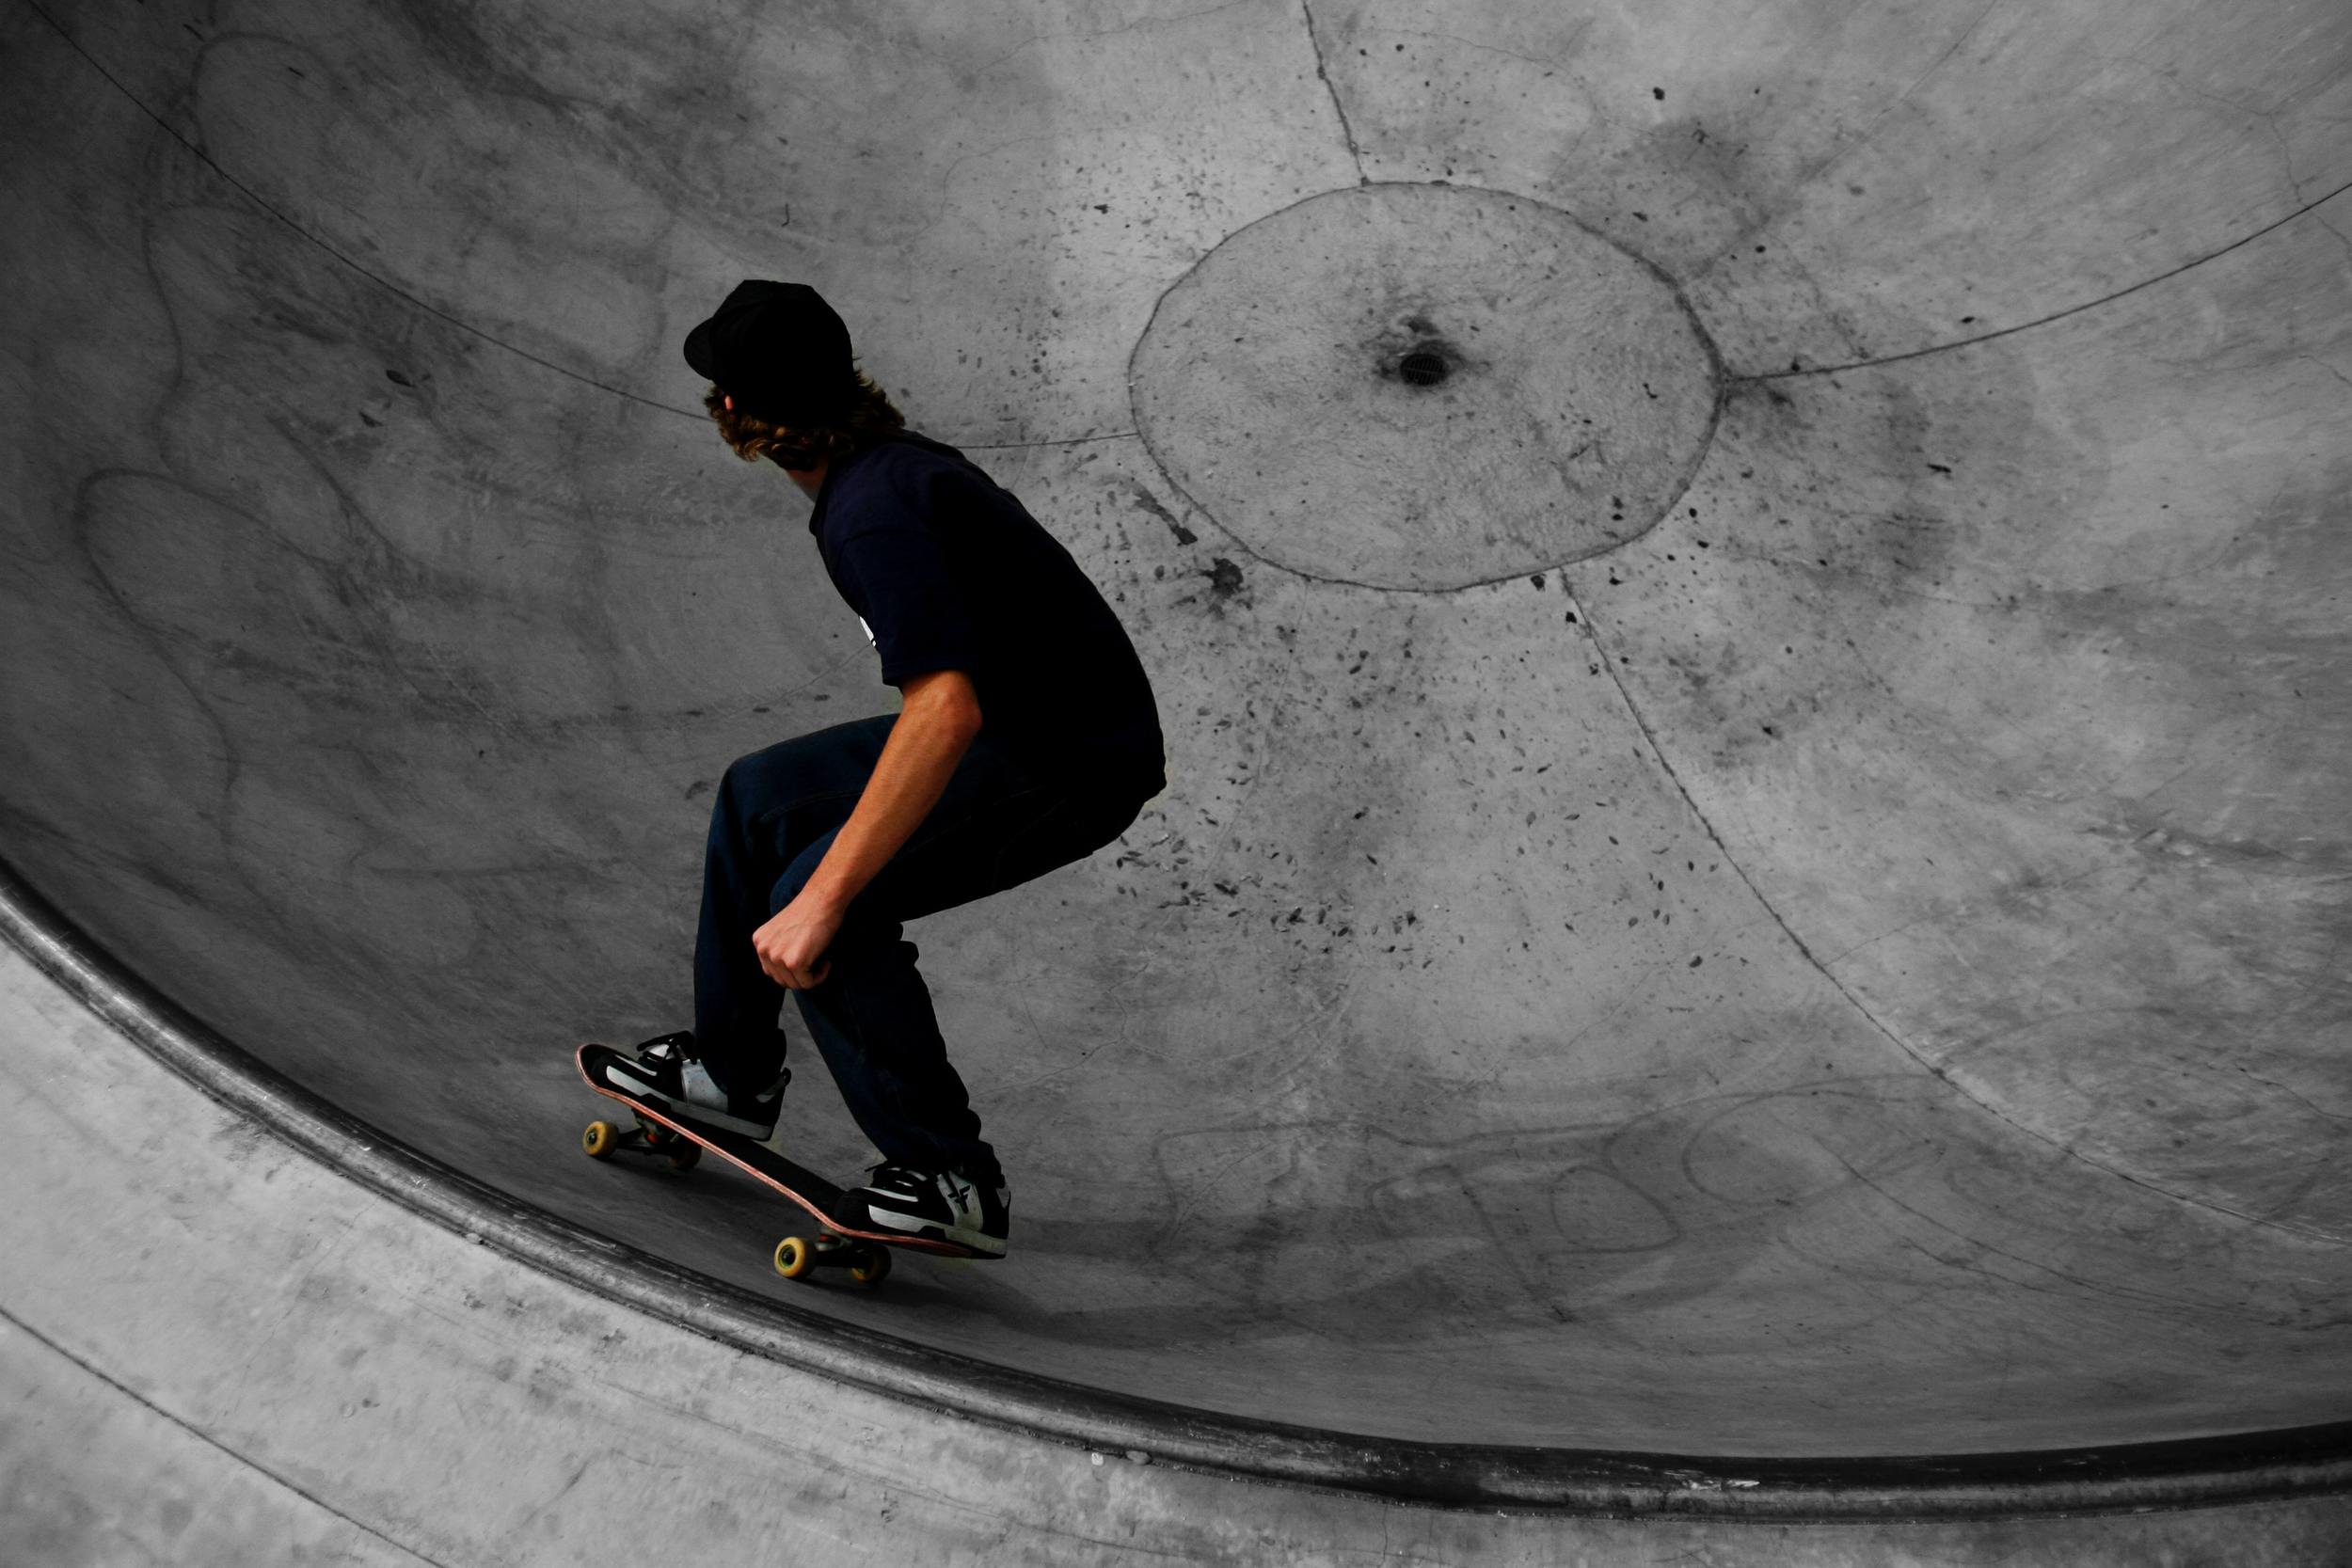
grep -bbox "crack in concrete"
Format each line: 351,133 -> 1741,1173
1298,0 -> 1368,182
1783,0 -> 2008,201
961,430 -> 1140,452
932,131 -> 1062,189
967,0 -> 1263,79
2303,354 -> 2352,393
1373,21 -> 1594,75
2316,208 -> 2352,261
25,0 -> 683,420
1743,176 -> 2352,381
1571,584 -> 2334,1240
2122,52 -> 2322,204
0,1302 -> 456,1567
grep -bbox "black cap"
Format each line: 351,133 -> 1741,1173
682,280 -> 857,426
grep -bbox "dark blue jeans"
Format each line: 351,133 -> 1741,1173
693,714 -> 1154,1185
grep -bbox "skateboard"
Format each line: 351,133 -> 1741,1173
575,1041 -> 979,1287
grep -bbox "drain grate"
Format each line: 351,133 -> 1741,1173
1399,349 -> 1450,387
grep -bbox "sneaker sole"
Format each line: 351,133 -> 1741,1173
858,1206 -> 1008,1258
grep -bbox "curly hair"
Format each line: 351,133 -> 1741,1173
702,371 -> 906,467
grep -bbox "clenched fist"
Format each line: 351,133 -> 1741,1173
753,892 -> 846,991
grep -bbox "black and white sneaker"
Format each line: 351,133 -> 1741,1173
836,1163 -> 1009,1258
601,1033 -> 787,1140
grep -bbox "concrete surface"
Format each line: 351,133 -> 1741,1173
14,934 -> 2352,1564
4,0 -> 2350,1556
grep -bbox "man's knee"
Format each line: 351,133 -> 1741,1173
720,737 -> 831,825
721,739 -> 791,800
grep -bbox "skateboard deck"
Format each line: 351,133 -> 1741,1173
575,1041 -> 977,1286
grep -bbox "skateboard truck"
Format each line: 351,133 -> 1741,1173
580,1116 -> 703,1171
580,1110 -> 894,1285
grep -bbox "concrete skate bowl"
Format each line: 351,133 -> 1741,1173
5,0 -> 2351,1521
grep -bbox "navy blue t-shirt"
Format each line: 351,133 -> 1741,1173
802,432 -> 1165,791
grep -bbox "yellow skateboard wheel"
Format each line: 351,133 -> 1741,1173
774,1236 -> 815,1279
581,1120 -> 619,1159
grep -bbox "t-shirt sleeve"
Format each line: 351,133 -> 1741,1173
830,511 -> 983,688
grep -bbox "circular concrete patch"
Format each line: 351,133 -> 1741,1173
1130,182 -> 1720,591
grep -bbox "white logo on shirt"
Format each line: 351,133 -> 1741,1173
857,616 -> 876,647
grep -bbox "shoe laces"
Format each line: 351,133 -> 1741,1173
639,1033 -> 692,1067
865,1162 -> 936,1196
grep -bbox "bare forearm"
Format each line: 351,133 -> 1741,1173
802,692 -> 978,911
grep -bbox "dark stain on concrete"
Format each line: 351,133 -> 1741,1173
1124,481 -> 1197,546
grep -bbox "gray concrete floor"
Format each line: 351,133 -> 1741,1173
4,0 -> 2349,1555
14,937 -> 2347,1564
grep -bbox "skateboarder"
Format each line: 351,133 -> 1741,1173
607,280 -> 1166,1258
